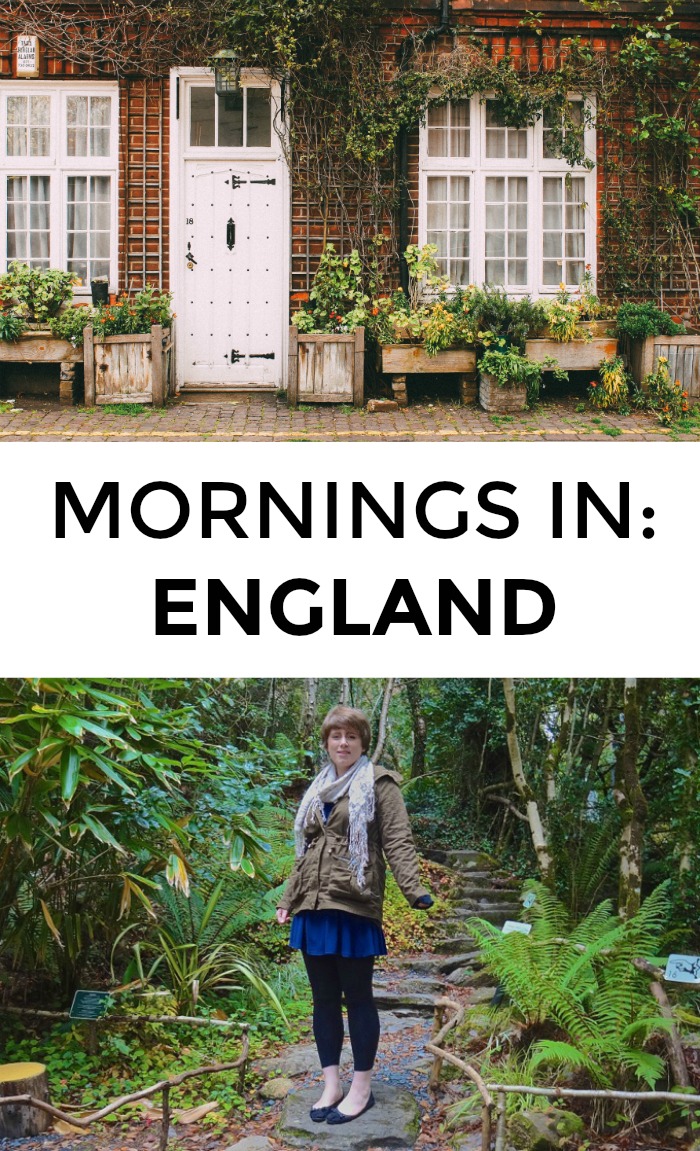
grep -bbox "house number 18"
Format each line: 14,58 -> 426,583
185,218 -> 193,225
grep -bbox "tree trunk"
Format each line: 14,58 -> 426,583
615,677 -> 648,919
0,1063 -> 52,1138
300,678 -> 318,769
340,678 -> 351,706
371,678 -> 395,763
542,679 -> 576,802
679,743 -> 697,876
406,679 -> 427,778
502,678 -> 555,887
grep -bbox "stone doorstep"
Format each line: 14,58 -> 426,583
278,1082 -> 421,1150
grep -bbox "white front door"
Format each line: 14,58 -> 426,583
181,160 -> 284,387
173,73 -> 288,390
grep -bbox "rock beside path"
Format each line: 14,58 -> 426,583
278,1082 -> 421,1149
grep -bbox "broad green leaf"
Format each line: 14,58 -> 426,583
80,813 -> 126,854
60,746 -> 81,802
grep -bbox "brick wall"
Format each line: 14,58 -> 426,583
1,3 -> 698,313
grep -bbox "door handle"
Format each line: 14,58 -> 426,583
226,218 -> 235,250
186,242 -> 198,267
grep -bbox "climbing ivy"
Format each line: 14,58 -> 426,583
2,0 -> 698,309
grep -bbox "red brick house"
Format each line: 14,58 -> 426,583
0,0 -> 698,397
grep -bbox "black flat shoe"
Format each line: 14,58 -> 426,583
310,1093 -> 344,1122
326,1093 -> 375,1124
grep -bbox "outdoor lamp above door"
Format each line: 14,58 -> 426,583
213,50 -> 240,97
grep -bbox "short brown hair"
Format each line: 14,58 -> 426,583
320,705 -> 371,753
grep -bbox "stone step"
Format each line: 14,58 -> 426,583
373,974 -> 444,996
444,849 -> 496,869
451,901 -> 522,916
278,1082 -> 420,1149
451,871 -> 494,884
372,990 -> 436,1013
434,934 -> 475,954
445,910 -> 522,929
454,885 -> 520,901
436,951 -> 483,975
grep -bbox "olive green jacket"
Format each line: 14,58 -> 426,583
278,765 -> 430,922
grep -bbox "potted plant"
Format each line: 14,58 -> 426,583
371,245 -> 478,405
82,287 -> 174,406
615,302 -> 698,398
0,262 -> 83,402
478,345 -> 548,412
288,244 -> 366,407
525,270 -> 618,371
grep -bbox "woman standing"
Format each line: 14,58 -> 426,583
276,705 -> 432,1124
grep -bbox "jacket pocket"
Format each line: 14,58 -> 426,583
327,848 -> 375,904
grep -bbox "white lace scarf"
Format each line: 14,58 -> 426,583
294,754 -> 375,888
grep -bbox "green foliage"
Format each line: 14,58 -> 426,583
114,876 -> 287,1020
49,306 -> 95,346
633,356 -> 691,425
381,858 -> 454,952
0,679 -> 275,992
479,346 -> 548,403
615,302 -> 687,340
291,245 -> 368,333
0,262 -> 78,323
589,355 -> 630,411
546,285 -> 589,342
466,882 -> 672,1094
91,287 -> 173,338
0,309 -> 26,342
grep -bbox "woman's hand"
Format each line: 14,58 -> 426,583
276,907 -> 289,925
413,895 -> 433,910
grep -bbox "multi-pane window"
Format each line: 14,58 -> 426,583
66,95 -> 111,158
542,176 -> 586,286
189,86 -> 273,148
484,100 -> 528,160
485,176 -> 528,287
66,175 -> 112,283
426,100 -> 470,158
421,95 -> 594,294
6,95 -> 50,157
1,84 -> 117,288
6,175 -> 51,268
426,175 -> 470,284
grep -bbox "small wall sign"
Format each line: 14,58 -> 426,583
665,954 -> 700,984
69,990 -> 112,1020
16,35 -> 40,77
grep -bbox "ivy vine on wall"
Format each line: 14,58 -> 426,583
2,0 -> 698,311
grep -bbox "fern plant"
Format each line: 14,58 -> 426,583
466,882 -> 672,1093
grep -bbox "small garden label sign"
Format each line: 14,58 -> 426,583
665,954 -> 700,984
69,990 -> 112,1020
502,921 -> 532,936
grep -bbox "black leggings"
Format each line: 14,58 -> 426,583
302,952 -> 380,1072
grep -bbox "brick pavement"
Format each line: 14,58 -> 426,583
0,394 -> 697,441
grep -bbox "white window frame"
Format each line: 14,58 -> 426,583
182,71 -> 282,161
0,81 -> 119,295
419,93 -> 596,296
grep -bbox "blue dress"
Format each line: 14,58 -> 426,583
289,802 -> 388,958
